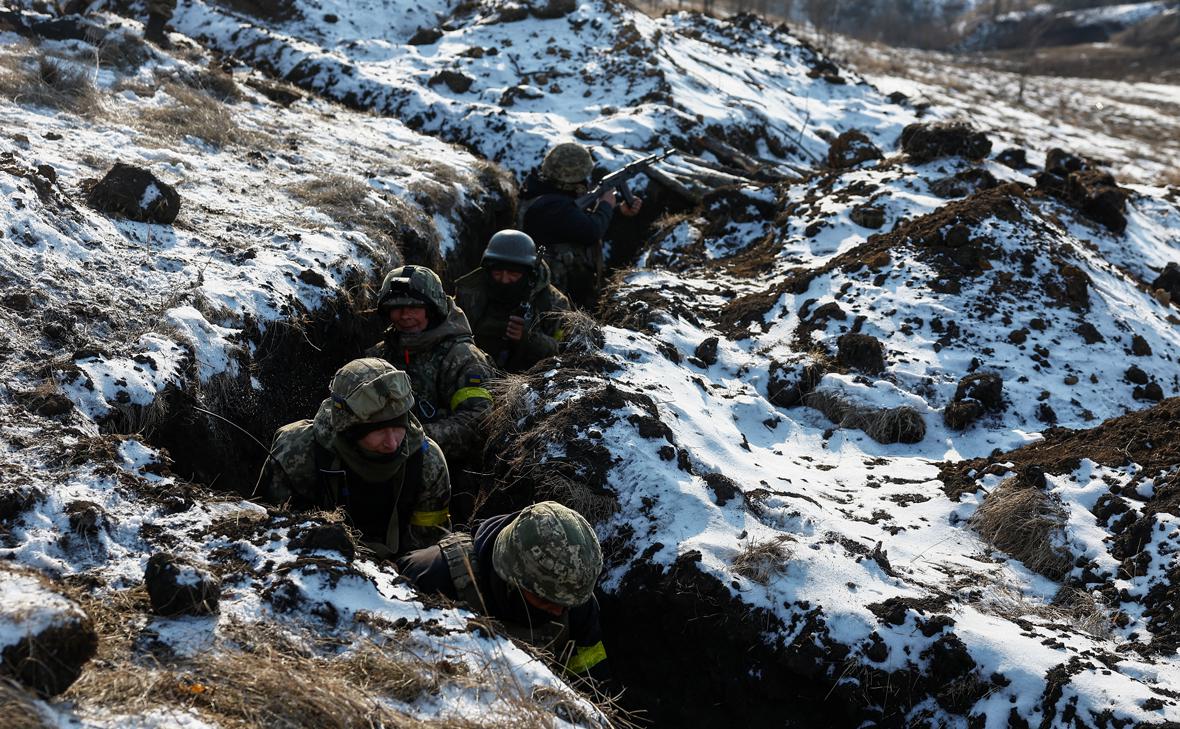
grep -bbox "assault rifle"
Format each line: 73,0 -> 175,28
496,298 -> 534,369
575,149 -> 675,210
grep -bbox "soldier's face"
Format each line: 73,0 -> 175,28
490,268 -> 524,285
521,588 -> 567,617
389,306 -> 429,333
357,425 -> 407,454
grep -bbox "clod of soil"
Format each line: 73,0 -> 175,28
1134,382 -> 1164,401
531,0 -> 577,19
827,130 -> 882,169
693,336 -> 719,365
1125,365 -> 1149,385
849,204 -> 885,229
143,552 -> 221,616
0,563 -> 98,697
1152,262 -> 1180,301
995,148 -> 1032,170
429,70 -> 475,93
84,163 -> 180,224
766,360 -> 825,408
289,522 -> 356,560
1034,160 -> 1128,234
836,333 -> 885,374
953,372 -> 1004,410
408,27 -> 443,45
1130,335 -> 1152,356
929,168 -> 998,198
899,121 -> 992,163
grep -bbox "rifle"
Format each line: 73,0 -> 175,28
496,298 -> 534,369
575,149 -> 675,210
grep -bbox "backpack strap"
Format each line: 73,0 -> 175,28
393,441 -> 429,547
438,532 -> 487,613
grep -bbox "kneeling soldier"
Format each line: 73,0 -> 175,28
396,501 -> 609,680
261,358 -> 451,558
454,229 -> 571,373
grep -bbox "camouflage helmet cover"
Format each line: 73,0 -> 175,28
326,357 -> 415,432
492,501 -> 603,607
482,229 -> 538,270
540,143 -> 593,186
377,265 -> 449,319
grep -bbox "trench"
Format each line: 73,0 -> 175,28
96,184 -> 881,727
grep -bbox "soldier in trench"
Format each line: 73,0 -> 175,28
396,501 -> 611,681
260,358 -> 451,558
519,142 -> 642,309
367,264 -> 495,464
453,229 -> 571,374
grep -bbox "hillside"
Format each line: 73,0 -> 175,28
2,0 -> 1180,727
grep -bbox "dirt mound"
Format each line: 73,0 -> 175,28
828,130 -> 882,169
940,397 -> 1180,499
1034,151 -> 1128,233
83,163 -> 180,224
944,372 -> 1004,430
143,553 -> 221,616
0,564 -> 98,697
899,121 -> 992,163
836,333 -> 885,374
1152,262 -> 1180,301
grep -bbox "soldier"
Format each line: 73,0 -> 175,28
519,142 -> 642,308
261,358 -> 451,558
143,0 -> 175,47
454,230 -> 571,374
396,501 -> 610,680
369,265 -> 494,463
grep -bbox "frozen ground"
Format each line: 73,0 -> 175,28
2,0 -> 1180,726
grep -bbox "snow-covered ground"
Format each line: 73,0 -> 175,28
2,0 -> 1180,726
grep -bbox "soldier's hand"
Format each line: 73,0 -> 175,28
598,188 -> 617,208
505,316 -> 525,342
618,196 -> 643,217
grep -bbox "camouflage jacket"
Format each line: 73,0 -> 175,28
367,303 -> 494,461
262,400 -> 451,557
453,260 -> 571,373
395,511 -> 609,679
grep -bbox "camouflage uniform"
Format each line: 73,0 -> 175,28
395,502 -> 609,679
453,259 -> 571,373
261,358 -> 451,558
519,143 -> 615,309
369,265 -> 495,462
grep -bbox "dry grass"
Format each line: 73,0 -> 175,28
138,82 -> 261,148
0,680 -> 52,729
802,389 -> 926,444
287,174 -> 411,269
969,582 -> 1112,638
554,310 -> 605,354
732,536 -> 793,585
0,49 -> 102,116
969,476 -> 1073,580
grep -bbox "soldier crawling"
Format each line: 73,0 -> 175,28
368,265 -> 495,463
519,142 -> 642,309
396,501 -> 610,681
454,229 -> 571,373
260,358 -> 451,558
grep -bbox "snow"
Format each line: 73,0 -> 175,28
0,569 -> 85,652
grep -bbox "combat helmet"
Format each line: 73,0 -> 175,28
492,501 -> 603,607
540,143 -> 593,187
482,229 -> 538,271
325,358 -> 415,433
377,265 -> 449,322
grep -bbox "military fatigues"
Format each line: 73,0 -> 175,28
518,171 -> 615,309
370,266 -> 495,464
262,360 -> 451,558
368,305 -> 493,462
396,508 -> 609,680
453,260 -> 571,373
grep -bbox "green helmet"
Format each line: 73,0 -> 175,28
326,358 -> 415,432
492,501 -> 603,607
482,229 -> 538,270
540,143 -> 592,187
377,265 -> 449,320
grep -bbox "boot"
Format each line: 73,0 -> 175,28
144,13 -> 170,48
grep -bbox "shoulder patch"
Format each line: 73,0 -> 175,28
465,374 -> 484,387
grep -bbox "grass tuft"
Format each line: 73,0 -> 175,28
732,536 -> 793,585
138,82 -> 260,148
0,49 -> 102,115
969,476 -> 1073,580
